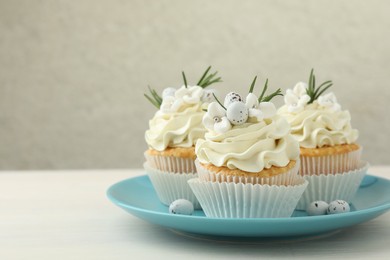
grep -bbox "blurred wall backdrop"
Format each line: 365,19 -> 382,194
1,0 -> 389,170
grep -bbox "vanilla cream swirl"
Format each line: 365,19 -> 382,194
278,102 -> 358,148
196,115 -> 299,172
145,103 -> 207,151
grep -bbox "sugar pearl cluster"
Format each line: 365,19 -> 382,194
203,92 -> 277,133
284,82 -> 341,113
159,86 -> 217,113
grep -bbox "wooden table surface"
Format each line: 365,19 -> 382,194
1,166 -> 389,259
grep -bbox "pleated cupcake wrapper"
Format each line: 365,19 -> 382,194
188,177 -> 308,218
295,161 -> 369,210
143,162 -> 201,209
300,147 -> 362,176
144,151 -> 196,174
195,159 -> 301,186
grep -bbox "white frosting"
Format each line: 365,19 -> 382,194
196,115 -> 300,173
278,102 -> 358,148
145,86 -> 207,151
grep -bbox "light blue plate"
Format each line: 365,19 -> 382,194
107,174 -> 390,237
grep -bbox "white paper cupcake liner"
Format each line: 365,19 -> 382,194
295,161 -> 369,210
188,177 -> 308,218
144,151 -> 196,173
300,147 -> 362,176
144,162 -> 201,209
195,159 -> 301,186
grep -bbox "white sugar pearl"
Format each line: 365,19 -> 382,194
327,200 -> 350,215
162,87 -> 176,98
306,201 -> 329,216
169,199 -> 194,215
226,102 -> 249,125
224,92 -> 243,108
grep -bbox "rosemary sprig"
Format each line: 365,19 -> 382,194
144,86 -> 163,109
197,66 -> 222,88
306,69 -> 333,104
252,77 -> 282,103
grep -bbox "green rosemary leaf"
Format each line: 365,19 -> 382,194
314,83 -> 333,99
258,79 -> 268,102
253,78 -> 283,103
204,77 -> 222,86
310,69 -> 315,90
261,88 -> 283,102
144,93 -> 160,109
182,71 -> 188,88
201,71 -> 218,84
212,93 -> 226,110
315,80 -> 332,94
199,73 -> 214,86
305,69 -> 333,104
197,66 -> 211,86
249,76 -> 257,93
149,86 -> 162,104
197,67 -> 222,88
145,86 -> 162,108
312,75 -> 316,92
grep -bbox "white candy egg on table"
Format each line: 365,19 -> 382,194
306,201 -> 329,216
224,92 -> 243,108
169,199 -> 194,215
226,102 -> 249,125
327,200 -> 350,215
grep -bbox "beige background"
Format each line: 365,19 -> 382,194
0,0 -> 389,170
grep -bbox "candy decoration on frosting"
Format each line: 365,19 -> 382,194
162,87 -> 176,98
201,89 -> 219,103
284,82 -> 310,113
224,92 -> 243,108
246,92 -> 277,122
203,76 -> 282,133
284,69 -> 341,113
144,66 -> 222,110
318,92 -> 341,112
226,101 -> 249,125
203,102 -> 232,133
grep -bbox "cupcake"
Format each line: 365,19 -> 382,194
144,66 -> 221,209
277,69 -> 368,209
188,77 -> 308,218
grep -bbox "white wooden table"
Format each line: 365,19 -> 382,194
1,167 -> 389,259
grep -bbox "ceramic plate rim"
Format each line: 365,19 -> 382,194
107,174 -> 390,223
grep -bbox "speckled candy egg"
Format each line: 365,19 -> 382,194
226,101 -> 249,125
327,200 -> 350,215
169,199 -> 194,215
224,92 -> 243,108
306,201 -> 329,216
